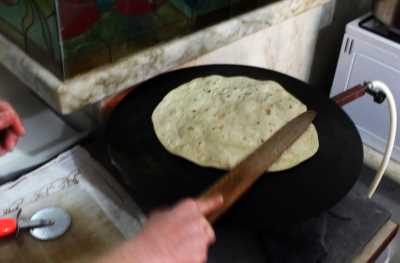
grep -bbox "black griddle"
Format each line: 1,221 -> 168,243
106,65 -> 363,227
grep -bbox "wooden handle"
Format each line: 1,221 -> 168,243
332,85 -> 367,107
200,168 -> 252,223
199,111 -> 317,223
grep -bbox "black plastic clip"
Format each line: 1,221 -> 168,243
365,82 -> 386,104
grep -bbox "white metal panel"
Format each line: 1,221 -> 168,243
345,54 -> 400,161
331,18 -> 400,162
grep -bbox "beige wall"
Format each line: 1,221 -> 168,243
181,0 -> 373,95
180,4 -> 328,82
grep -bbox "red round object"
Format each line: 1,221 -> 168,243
0,218 -> 17,238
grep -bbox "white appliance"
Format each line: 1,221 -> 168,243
331,14 -> 400,162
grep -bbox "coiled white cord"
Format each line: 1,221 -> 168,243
367,81 -> 397,198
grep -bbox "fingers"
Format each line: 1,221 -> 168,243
200,217 -> 215,243
0,130 -> 18,155
4,130 -> 18,151
142,197 -> 220,263
0,101 -> 24,154
0,145 -> 6,156
179,235 -> 208,263
171,197 -> 222,242
11,111 -> 25,136
0,111 -> 13,130
196,195 -> 224,216
0,102 -> 25,136
167,198 -> 218,242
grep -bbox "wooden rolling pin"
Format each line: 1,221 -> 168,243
199,110 -> 317,223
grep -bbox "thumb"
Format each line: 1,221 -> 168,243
196,195 -> 224,216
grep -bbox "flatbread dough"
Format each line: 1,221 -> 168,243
152,75 -> 319,172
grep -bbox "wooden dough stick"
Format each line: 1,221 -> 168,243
200,111 -> 317,223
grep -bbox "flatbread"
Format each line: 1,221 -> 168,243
152,75 -> 319,172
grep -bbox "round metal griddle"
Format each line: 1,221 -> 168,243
106,65 -> 363,227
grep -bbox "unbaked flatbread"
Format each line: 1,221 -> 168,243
152,75 -> 318,172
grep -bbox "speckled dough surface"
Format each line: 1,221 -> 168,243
152,76 -> 319,171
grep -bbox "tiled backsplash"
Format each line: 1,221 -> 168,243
0,0 -> 276,79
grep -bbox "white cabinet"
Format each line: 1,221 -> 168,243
331,17 -> 400,162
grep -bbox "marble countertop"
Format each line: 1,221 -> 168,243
0,0 -> 328,114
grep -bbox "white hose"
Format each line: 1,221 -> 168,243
368,81 -> 397,198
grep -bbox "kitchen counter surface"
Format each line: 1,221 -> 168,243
1,144 -> 397,262
0,0 -> 330,114
0,146 -> 144,262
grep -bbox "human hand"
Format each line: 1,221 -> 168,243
96,196 -> 223,263
0,101 -> 25,156
137,196 -> 223,263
